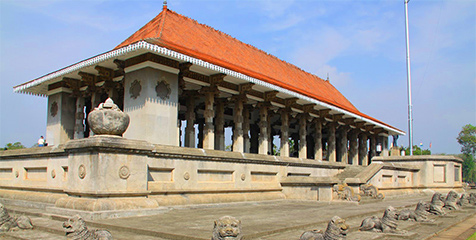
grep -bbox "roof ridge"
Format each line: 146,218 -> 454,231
156,8 -> 168,39
165,9 -> 327,84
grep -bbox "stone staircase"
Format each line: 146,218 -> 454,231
335,165 -> 366,182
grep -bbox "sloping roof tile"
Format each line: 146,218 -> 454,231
115,8 -> 400,131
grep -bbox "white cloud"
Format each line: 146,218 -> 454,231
263,13 -> 306,31
257,0 -> 296,18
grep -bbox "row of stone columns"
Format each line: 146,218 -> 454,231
181,87 -> 388,164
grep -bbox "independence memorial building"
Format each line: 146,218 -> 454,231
2,4 -> 462,217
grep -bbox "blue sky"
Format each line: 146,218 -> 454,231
0,0 -> 475,154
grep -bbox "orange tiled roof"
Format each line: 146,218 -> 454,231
115,8 -> 396,130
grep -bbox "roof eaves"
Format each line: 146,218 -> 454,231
13,41 -> 405,135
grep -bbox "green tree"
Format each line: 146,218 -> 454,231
4,142 -> 25,150
457,124 -> 476,183
461,153 -> 476,183
404,145 -> 431,155
457,124 -> 476,156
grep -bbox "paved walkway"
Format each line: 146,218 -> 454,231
427,213 -> 476,240
2,193 -> 476,240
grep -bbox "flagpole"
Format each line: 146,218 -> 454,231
404,0 -> 414,155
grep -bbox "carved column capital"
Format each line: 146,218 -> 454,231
200,86 -> 219,95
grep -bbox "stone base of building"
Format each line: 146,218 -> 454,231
0,136 -> 463,218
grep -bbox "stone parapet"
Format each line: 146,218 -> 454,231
370,155 -> 463,196
0,141 -> 464,216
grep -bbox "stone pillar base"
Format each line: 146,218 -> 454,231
390,146 -> 400,156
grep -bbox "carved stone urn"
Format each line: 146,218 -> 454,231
87,98 -> 130,136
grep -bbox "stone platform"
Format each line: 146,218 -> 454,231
1,192 -> 475,240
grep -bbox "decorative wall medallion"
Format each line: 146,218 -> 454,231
51,170 -> 56,179
241,174 -> 246,181
183,172 -> 190,180
50,101 -> 58,117
14,170 -> 19,178
155,78 -> 171,100
119,165 -> 130,179
78,165 -> 86,179
130,80 -> 142,99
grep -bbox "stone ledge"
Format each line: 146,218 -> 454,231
149,188 -> 282,194
64,135 -> 154,152
280,176 -> 339,186
0,145 -> 66,159
373,155 -> 463,163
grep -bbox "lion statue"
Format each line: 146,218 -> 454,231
333,184 -> 361,202
397,201 -> 433,222
359,206 -> 406,234
360,184 -> 385,199
0,203 -> 33,232
63,215 -> 113,240
428,192 -> 446,215
457,193 -> 470,206
300,216 -> 349,240
469,193 -> 476,204
211,216 -> 242,240
443,190 -> 459,210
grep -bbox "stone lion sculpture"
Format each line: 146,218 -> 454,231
211,216 -> 242,240
359,206 -> 406,234
469,193 -> 476,204
428,192 -> 446,215
443,190 -> 459,210
63,215 -> 113,240
457,193 -> 470,206
397,201 -> 433,222
300,216 -> 349,240
333,184 -> 361,202
0,203 -> 33,232
360,184 -> 385,199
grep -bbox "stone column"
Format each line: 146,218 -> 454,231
74,96 -> 85,139
185,95 -> 196,148
46,92 -> 75,146
250,123 -> 259,154
349,130 -> 359,165
381,136 -> 389,156
123,68 -> 179,145
268,113 -> 273,154
197,122 -> 204,149
201,87 -> 217,150
359,133 -> 369,166
232,95 -> 246,152
299,114 -> 308,159
243,105 -> 250,153
280,109 -> 290,157
369,135 -> 377,163
337,126 -> 349,163
314,120 -> 323,161
215,99 -> 226,151
327,123 -> 336,162
258,103 -> 270,155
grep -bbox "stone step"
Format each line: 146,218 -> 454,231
335,166 -> 365,180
